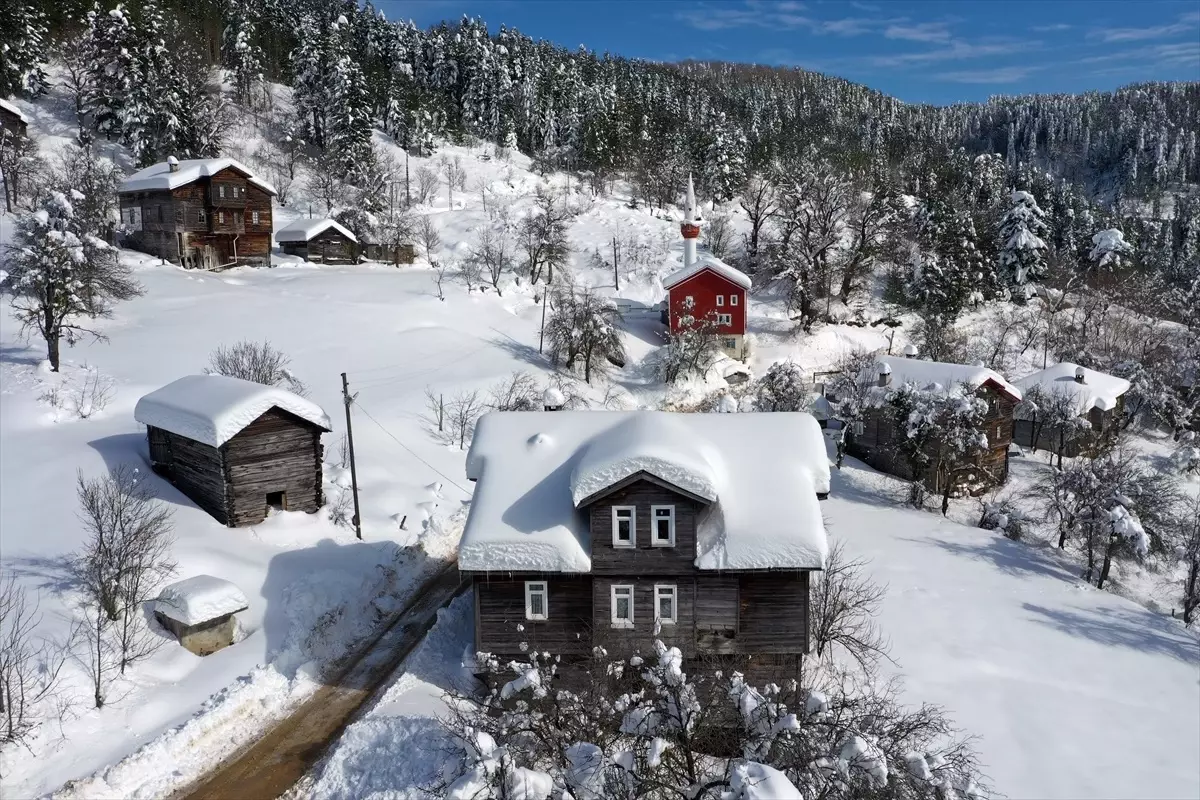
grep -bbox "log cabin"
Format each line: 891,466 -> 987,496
459,410 -> 831,684
0,98 -> 29,138
118,157 -> 277,269
1013,363 -> 1130,457
847,355 -> 1021,493
276,218 -> 359,264
134,374 -> 332,527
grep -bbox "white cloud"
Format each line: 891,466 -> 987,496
870,38 -> 1037,67
937,66 -> 1040,83
885,21 -> 952,43
1030,23 -> 1072,33
1087,12 -> 1200,43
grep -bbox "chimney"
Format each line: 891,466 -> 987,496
877,362 -> 892,388
1074,366 -> 1086,384
902,343 -> 918,359
166,155 -> 180,173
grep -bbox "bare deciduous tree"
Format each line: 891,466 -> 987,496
432,258 -> 448,301
739,171 -> 778,272
488,371 -> 541,411
440,155 -> 467,206
416,215 -> 441,261
205,340 -> 308,396
423,387 -> 446,434
307,152 -> 347,214
0,575 -> 71,746
809,541 -> 891,672
414,165 -> 439,205
545,287 -> 626,384
447,390 -> 483,449
521,185 -> 573,286
704,205 -> 737,262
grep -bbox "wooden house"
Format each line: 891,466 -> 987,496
1013,363 -> 1130,457
0,98 -> 29,138
118,157 -> 276,269
276,218 -> 359,264
459,410 -> 831,684
134,374 -> 332,527
848,355 -> 1021,493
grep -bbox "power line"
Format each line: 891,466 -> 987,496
352,400 -> 473,496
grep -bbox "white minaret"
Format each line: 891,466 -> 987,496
680,173 -> 701,268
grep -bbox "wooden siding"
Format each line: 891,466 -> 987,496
147,426 -> 229,524
591,577 -> 697,656
473,575 -> 592,657
738,572 -> 809,654
280,229 -> 358,264
0,107 -> 28,138
694,575 -> 739,654
222,407 -> 325,527
586,478 -> 706,576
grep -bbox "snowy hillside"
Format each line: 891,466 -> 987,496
2,71 -> 1199,800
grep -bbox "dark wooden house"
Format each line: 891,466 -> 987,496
118,157 -> 276,269
134,374 -> 332,527
0,98 -> 29,139
276,218 -> 359,264
459,411 -> 831,684
848,355 -> 1021,493
1013,363 -> 1130,457
361,241 -> 416,265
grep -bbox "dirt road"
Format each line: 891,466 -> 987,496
176,566 -> 466,800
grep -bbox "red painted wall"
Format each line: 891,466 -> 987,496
667,268 -> 747,335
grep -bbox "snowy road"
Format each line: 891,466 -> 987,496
174,566 -> 466,800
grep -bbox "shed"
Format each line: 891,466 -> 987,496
154,575 -> 249,656
0,97 -> 29,138
134,374 -> 332,526
276,218 -> 359,264
360,241 -> 416,265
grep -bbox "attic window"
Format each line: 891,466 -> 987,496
651,505 -> 675,546
611,585 -> 634,628
525,581 -> 548,621
612,506 -> 636,548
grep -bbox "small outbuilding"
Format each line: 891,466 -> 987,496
155,575 -> 249,656
0,97 -> 29,138
361,240 -> 416,265
276,218 -> 359,264
135,374 -> 332,526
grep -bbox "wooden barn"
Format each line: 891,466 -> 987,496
848,355 -> 1021,493
1013,362 -> 1130,457
134,374 -> 331,527
276,218 -> 359,264
0,98 -> 29,139
360,240 -> 416,265
118,157 -> 276,269
459,410 -> 831,684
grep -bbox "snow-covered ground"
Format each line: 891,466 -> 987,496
2,78 -> 1198,799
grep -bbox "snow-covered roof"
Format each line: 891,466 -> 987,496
275,218 -> 358,244
119,158 -> 277,195
134,374 -> 331,448
1014,362 -> 1130,415
868,356 -> 1022,402
155,575 -> 248,625
461,411 -> 830,573
663,254 -> 752,291
0,98 -> 28,124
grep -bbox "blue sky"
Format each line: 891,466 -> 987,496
377,0 -> 1200,104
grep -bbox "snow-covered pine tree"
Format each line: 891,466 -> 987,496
1088,227 -> 1134,275
0,0 -> 49,98
222,0 -> 266,108
83,3 -> 138,144
703,111 -> 747,203
997,189 -> 1050,292
908,194 -> 992,321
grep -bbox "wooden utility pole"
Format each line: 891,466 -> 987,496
539,287 -> 548,354
405,151 -> 411,208
612,236 -> 620,291
340,372 -> 363,540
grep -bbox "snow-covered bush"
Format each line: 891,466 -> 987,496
438,640 -> 988,799
1171,442 -> 1200,476
978,497 -> 1031,541
753,361 -> 809,412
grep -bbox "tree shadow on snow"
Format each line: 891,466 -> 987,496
5,553 -> 79,595
916,534 -> 1081,583
486,331 -> 550,371
0,345 -> 43,367
616,309 -> 669,348
1022,602 -> 1200,665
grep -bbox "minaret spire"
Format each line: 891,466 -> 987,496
680,172 -> 701,268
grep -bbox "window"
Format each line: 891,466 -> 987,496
684,295 -> 695,309
218,184 -> 226,199
611,585 -> 634,627
654,585 -> 677,625
218,211 -> 226,225
723,337 -> 737,350
612,506 -> 636,548
251,210 -> 260,225
651,505 -> 675,546
717,313 -> 732,325
716,295 -> 724,306
234,211 -> 243,226
525,581 -> 548,621
730,294 -> 739,306
198,208 -> 207,225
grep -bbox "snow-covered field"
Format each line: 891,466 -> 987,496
2,81 -> 1198,799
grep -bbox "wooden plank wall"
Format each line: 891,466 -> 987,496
694,575 -> 739,654
587,479 -> 705,576
591,576 -> 696,657
153,427 -> 230,524
473,575 -> 593,657
222,408 -> 324,527
737,572 -> 809,654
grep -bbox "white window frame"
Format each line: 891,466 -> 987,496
730,293 -> 739,306
612,506 -> 636,548
251,210 -> 260,225
524,580 -> 548,621
198,208 -> 207,225
717,313 -> 732,325
611,584 -> 634,628
651,505 -> 675,547
218,184 -> 226,199
684,295 -> 695,309
716,294 -> 724,307
654,584 -> 677,625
